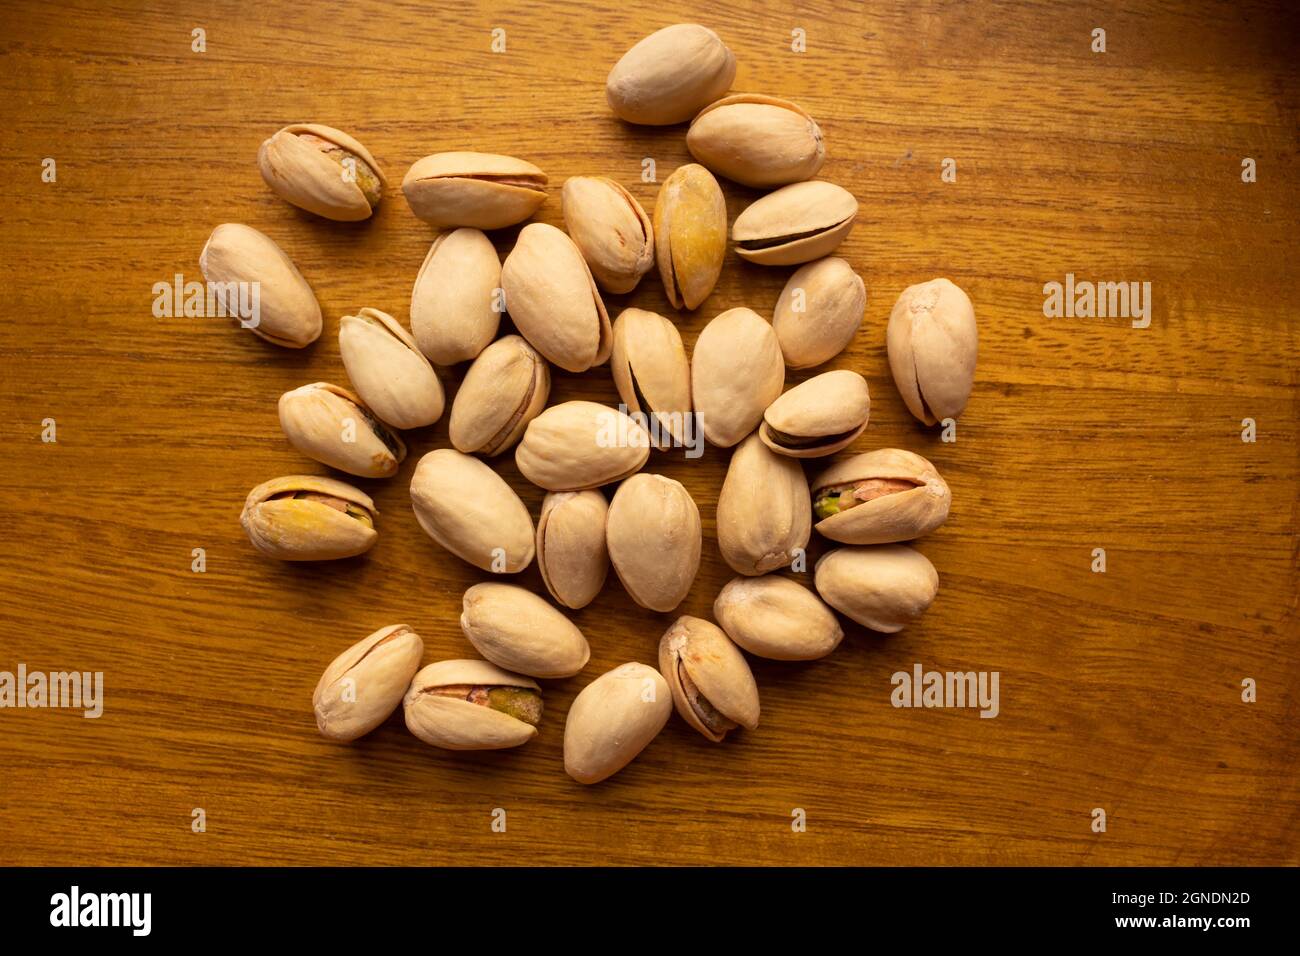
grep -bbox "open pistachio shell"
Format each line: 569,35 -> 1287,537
606,474 -> 702,612
277,382 -> 406,478
731,180 -> 857,266
759,369 -> 870,458
605,24 -> 736,125
410,228 -> 502,365
562,176 -> 655,294
714,575 -> 843,661
610,308 -> 692,450
403,659 -> 543,751
659,616 -> 759,742
686,94 -> 825,188
257,123 -> 386,221
653,163 -> 727,310
536,491 -> 609,610
402,151 -> 547,229
886,278 -> 978,425
449,335 -> 550,456
240,474 -> 378,561
515,401 -> 650,492
690,307 -> 785,448
313,625 -> 424,742
461,583 -> 591,679
716,432 -> 811,576
339,308 -> 445,430
564,662 -> 672,785
812,448 -> 951,545
409,449 -> 534,573
814,544 -> 939,633
198,223 -> 322,348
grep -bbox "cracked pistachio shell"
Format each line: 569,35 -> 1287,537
515,401 -> 651,491
461,583 -> 591,679
198,223 -> 322,348
760,369 -> 870,459
686,94 -> 825,188
812,448 -> 951,545
886,278 -> 978,425
717,432 -> 811,576
814,544 -> 939,633
257,123 -> 386,221
562,177 -> 654,294
773,257 -> 866,369
732,180 -> 858,266
313,625 -> 424,742
653,163 -> 727,310
339,308 -> 445,429
240,474 -> 377,561
605,24 -> 736,125
410,228 -> 502,365
409,449 -> 534,573
564,662 -> 671,784
402,151 -> 547,229
501,223 -> 613,373
659,616 -> 759,742
537,491 -> 609,610
278,382 -> 406,478
403,659 -> 542,751
691,307 -> 785,448
606,474 -> 702,612
610,308 -> 692,449
714,575 -> 843,661
449,335 -> 550,456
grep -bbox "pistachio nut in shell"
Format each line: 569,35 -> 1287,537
257,123 -> 386,221
886,278 -> 978,425
501,222 -> 612,373
536,491 -> 609,610
410,228 -> 502,365
240,474 -> 377,561
760,369 -> 870,459
515,401 -> 650,492
606,474 -> 701,612
461,583 -> 591,679
814,544 -> 939,633
610,308 -> 692,449
659,616 -> 759,743
691,308 -> 784,448
564,662 -> 671,785
772,257 -> 865,369
338,308 -> 445,429
731,180 -> 858,266
605,24 -> 736,126
403,659 -> 543,751
812,448 -> 951,545
714,575 -> 843,661
409,449 -> 534,573
561,176 -> 654,294
449,335 -> 550,456
402,151 -> 547,230
313,624 -> 424,742
686,94 -> 825,188
653,163 -> 726,310
198,223 -> 321,348
716,432 -> 811,576
277,382 -> 406,478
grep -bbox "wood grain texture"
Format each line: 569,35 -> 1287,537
0,0 -> 1296,866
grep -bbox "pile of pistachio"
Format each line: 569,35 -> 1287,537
210,24 -> 978,785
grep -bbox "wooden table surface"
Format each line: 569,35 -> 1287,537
1,0 -> 1296,867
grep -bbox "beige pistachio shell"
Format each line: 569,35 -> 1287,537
257,123 -> 386,221
313,625 -> 424,742
610,308 -> 692,449
402,152 -> 547,229
812,448 -> 951,545
449,335 -> 550,456
561,176 -> 654,294
240,475 -> 377,561
691,308 -> 785,448
886,278 -> 978,425
714,575 -> 843,661
409,449 -> 534,573
564,662 -> 672,785
760,369 -> 870,458
198,223 -> 322,348
605,24 -> 736,125
686,94 -> 825,188
653,164 -> 727,310
659,616 -> 759,742
410,228 -> 502,365
773,257 -> 866,369
537,491 -> 609,610
716,432 -> 811,576
403,659 -> 542,751
338,308 -> 445,430
731,180 -> 858,266
515,400 -> 651,491
277,382 -> 406,478
606,474 -> 702,612
461,583 -> 591,679
814,544 -> 939,633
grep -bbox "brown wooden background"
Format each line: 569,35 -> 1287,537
0,0 -> 1296,866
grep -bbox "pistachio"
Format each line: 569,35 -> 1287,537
561,176 -> 655,294
610,308 -> 692,449
886,278 -> 978,425
402,152 -> 547,229
403,659 -> 543,751
772,257 -> 865,369
409,449 -> 535,573
240,475 -> 378,561
338,308 -> 445,430
731,180 -> 858,266
536,491 -> 609,610
313,624 -> 424,742
515,400 -> 650,492
659,616 -> 759,742
653,164 -> 727,310
686,94 -> 825,188
691,307 -> 784,448
605,24 -> 736,125
564,662 -> 672,784
501,222 -> 613,372
198,223 -> 321,348
714,575 -> 843,661
759,369 -> 870,458
812,449 -> 950,544
716,432 -> 811,576
448,335 -> 550,457
278,382 -> 406,478
606,474 -> 701,612
410,228 -> 502,365
257,123 -> 386,221
814,544 -> 939,633
461,583 -> 591,679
